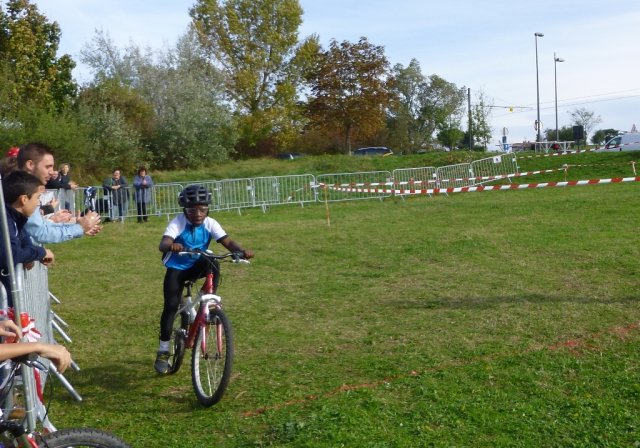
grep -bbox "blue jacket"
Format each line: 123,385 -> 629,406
25,205 -> 83,244
133,175 -> 153,203
1,206 -> 47,301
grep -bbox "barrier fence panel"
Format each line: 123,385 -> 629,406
210,178 -> 254,211
435,163 -> 474,189
392,167 -> 437,195
315,171 -> 393,202
253,174 -> 316,208
471,154 -> 519,185
152,183 -> 184,218
77,184 -> 183,221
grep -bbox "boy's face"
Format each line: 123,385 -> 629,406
21,186 -> 44,217
184,206 -> 209,226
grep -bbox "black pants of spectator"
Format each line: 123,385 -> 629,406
136,202 -> 148,222
159,258 -> 220,341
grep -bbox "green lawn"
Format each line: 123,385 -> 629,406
44,151 -> 640,447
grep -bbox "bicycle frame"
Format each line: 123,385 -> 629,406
181,272 -> 224,352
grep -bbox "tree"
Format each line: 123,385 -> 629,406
387,59 -> 428,152
437,126 -> 464,151
421,75 -> 466,141
190,0 -> 319,150
568,107 -> 602,142
469,90 -> 492,149
306,37 -> 392,153
147,31 -> 238,168
80,29 -> 238,169
543,126 -> 573,142
591,128 -> 619,145
0,0 -> 76,112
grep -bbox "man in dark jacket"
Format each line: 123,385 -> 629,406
103,169 -> 128,222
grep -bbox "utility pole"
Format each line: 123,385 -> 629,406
468,88 -> 472,151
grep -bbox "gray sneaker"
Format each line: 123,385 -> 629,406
154,351 -> 170,374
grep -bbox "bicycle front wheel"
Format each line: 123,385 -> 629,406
167,311 -> 188,374
37,427 -> 131,447
191,308 -> 233,407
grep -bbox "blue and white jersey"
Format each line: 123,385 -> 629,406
162,214 -> 227,270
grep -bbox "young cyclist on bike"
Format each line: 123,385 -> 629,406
154,184 -> 254,374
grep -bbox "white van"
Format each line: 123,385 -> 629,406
603,132 -> 640,151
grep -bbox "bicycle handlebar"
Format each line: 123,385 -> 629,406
10,352 -> 48,372
177,249 -> 250,264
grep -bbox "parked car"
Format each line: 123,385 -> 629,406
601,132 -> 640,152
275,152 -> 304,159
352,147 -> 393,156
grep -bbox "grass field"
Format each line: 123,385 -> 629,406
44,151 -> 640,447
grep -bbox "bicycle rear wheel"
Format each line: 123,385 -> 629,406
37,427 -> 130,447
167,311 -> 188,374
191,308 -> 233,407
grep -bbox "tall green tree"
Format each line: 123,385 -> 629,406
469,90 -> 493,149
306,37 -> 392,153
387,59 -> 466,153
190,0 -> 319,151
437,125 -> 464,151
387,59 -> 427,152
0,0 -> 76,112
146,31 -> 238,168
80,29 -> 238,169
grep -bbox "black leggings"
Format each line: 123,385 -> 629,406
159,258 -> 219,341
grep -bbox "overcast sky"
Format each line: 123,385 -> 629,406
32,0 -> 640,147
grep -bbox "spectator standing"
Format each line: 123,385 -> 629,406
133,166 -> 153,223
103,169 -> 128,222
43,170 -> 62,215
58,163 -> 77,211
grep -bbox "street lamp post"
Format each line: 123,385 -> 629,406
534,32 -> 544,143
554,52 -> 565,142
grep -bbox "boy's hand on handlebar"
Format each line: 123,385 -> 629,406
170,243 -> 185,252
243,249 -> 255,259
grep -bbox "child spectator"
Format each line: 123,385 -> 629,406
0,171 -> 55,304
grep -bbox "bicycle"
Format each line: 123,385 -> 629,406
165,249 -> 248,407
0,354 -> 130,448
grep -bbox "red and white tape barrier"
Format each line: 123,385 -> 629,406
323,176 -> 640,195
321,168 -> 563,190
0,308 -> 43,342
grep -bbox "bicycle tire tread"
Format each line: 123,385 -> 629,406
38,427 -> 131,448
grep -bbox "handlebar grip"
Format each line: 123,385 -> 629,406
10,353 -> 38,364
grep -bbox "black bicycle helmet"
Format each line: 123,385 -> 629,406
178,184 -> 212,207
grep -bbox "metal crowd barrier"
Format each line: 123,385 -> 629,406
252,174 -> 316,210
470,154 -> 519,185
392,166 -> 438,194
316,171 -> 393,202
50,155 -> 523,219
1,263 -> 81,432
435,163 -> 475,189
